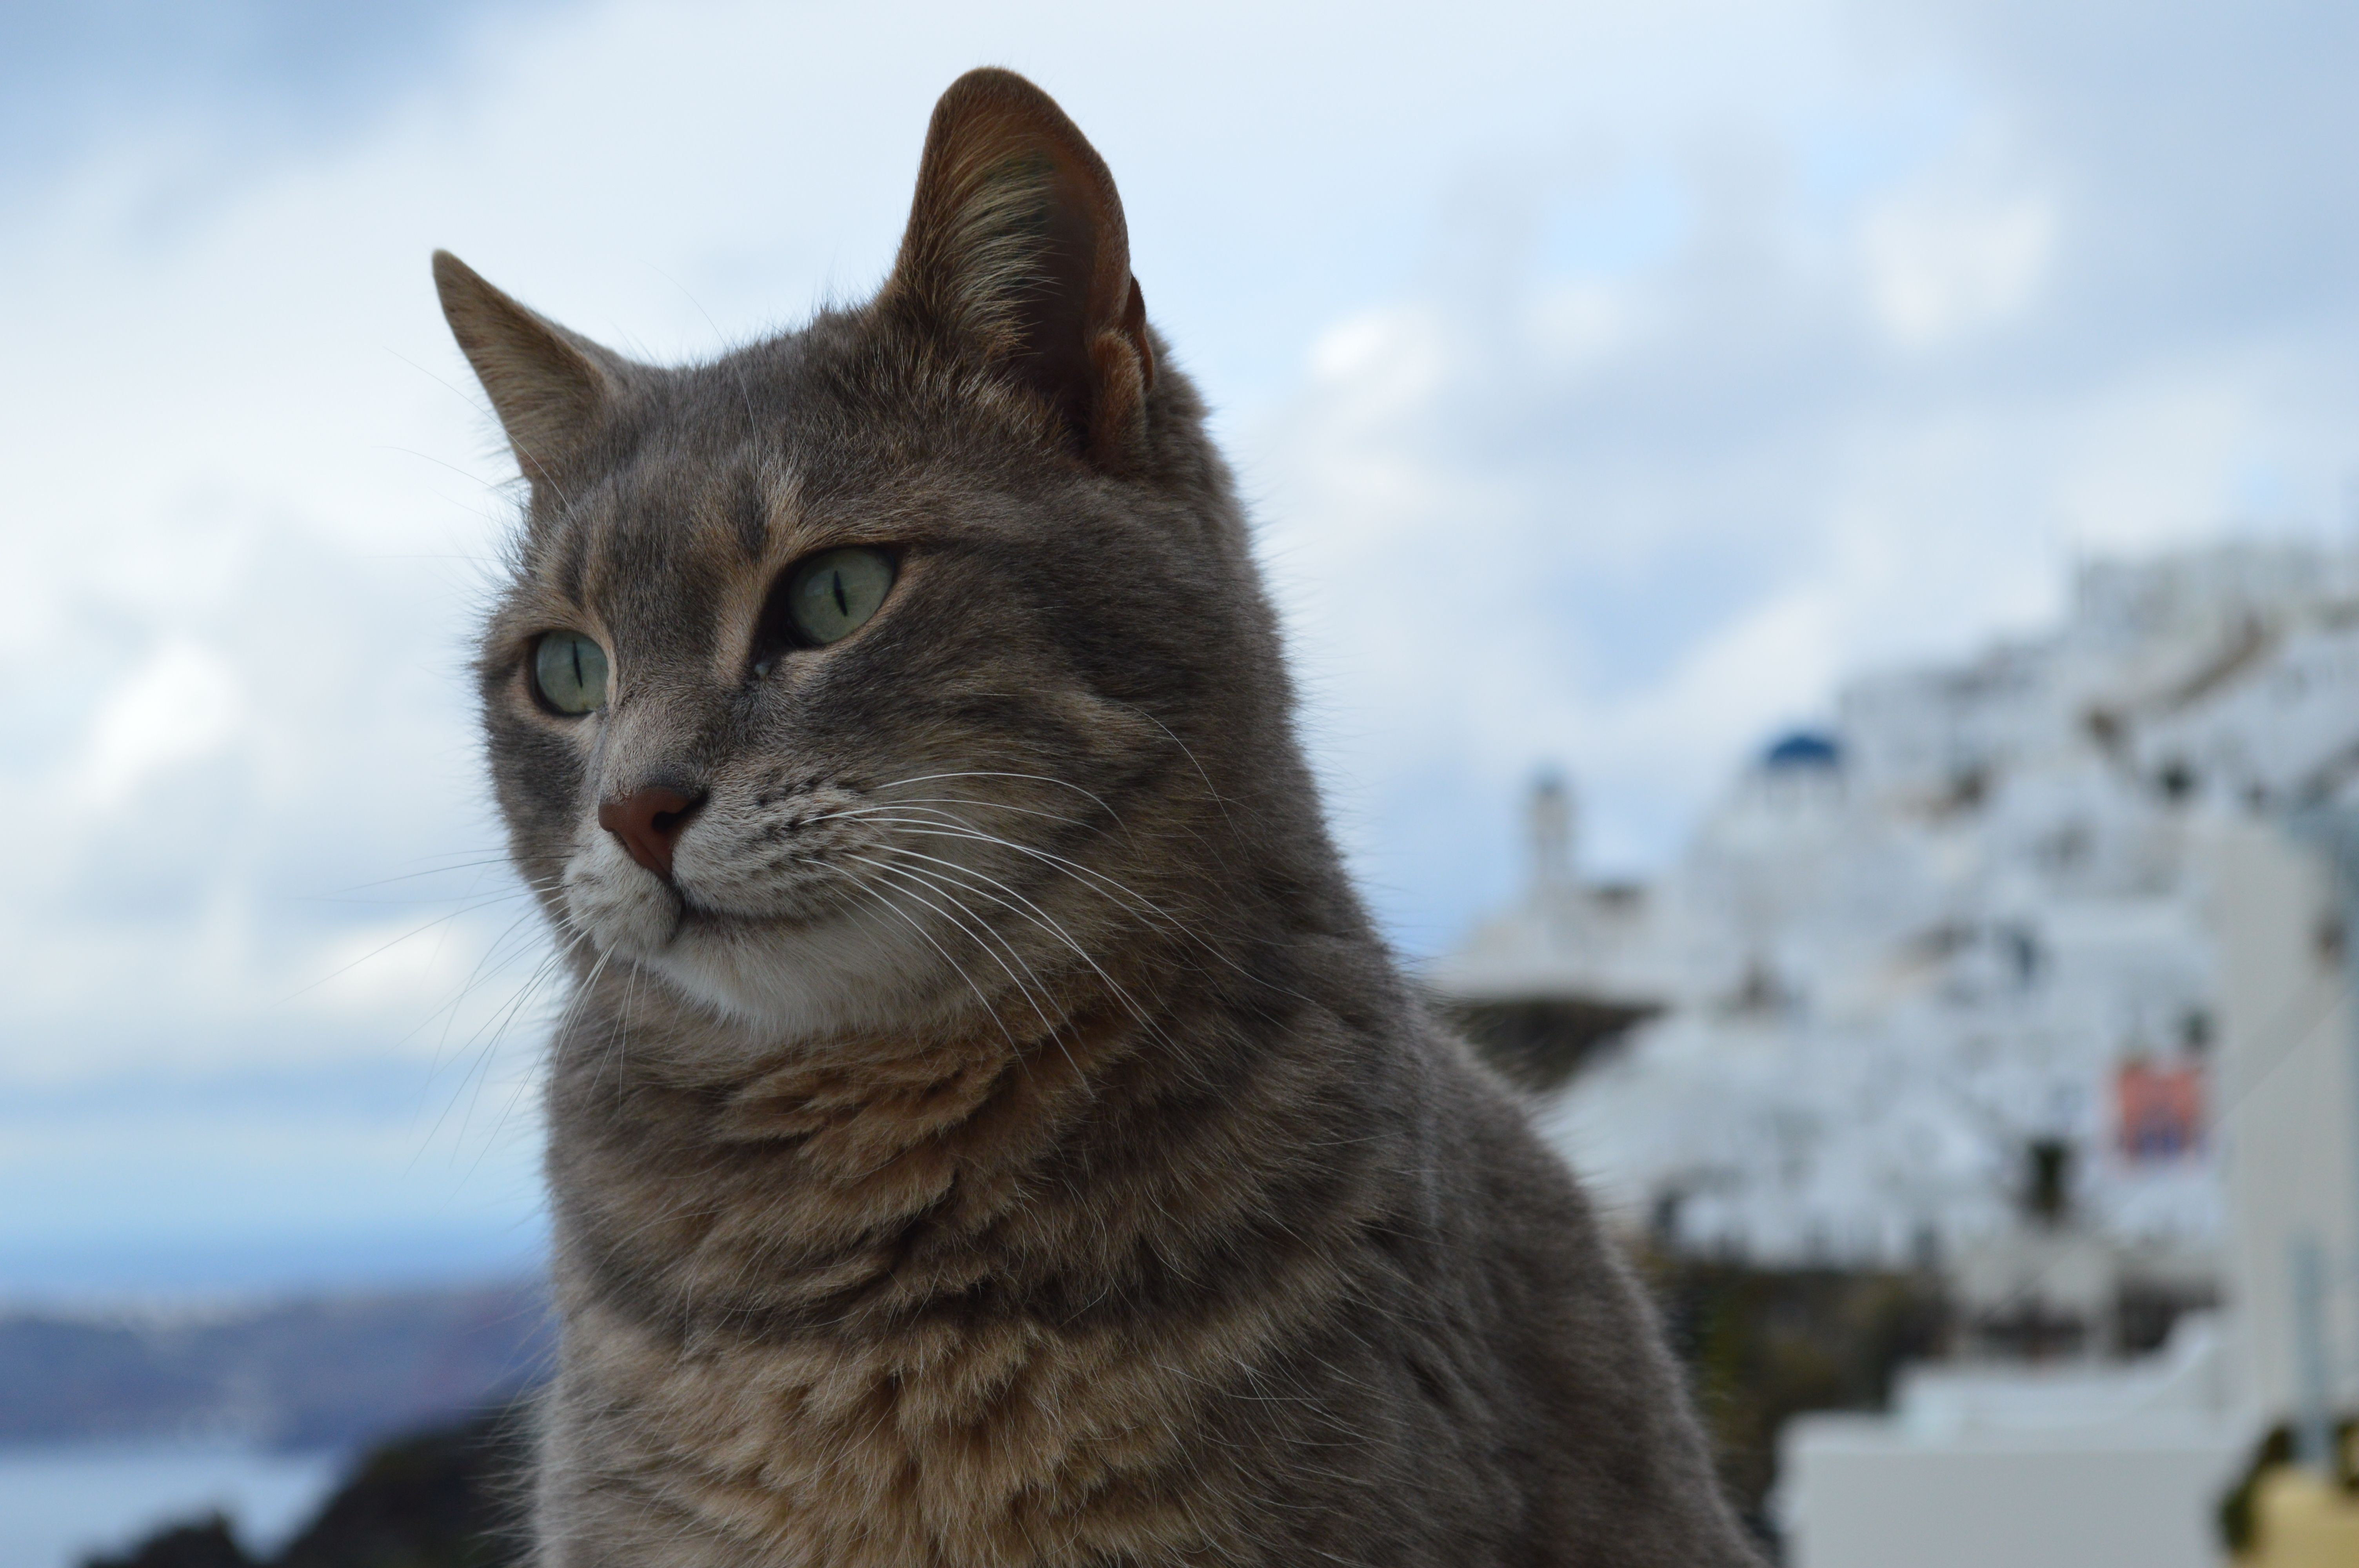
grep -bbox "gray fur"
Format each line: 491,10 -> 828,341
442,67 -> 1759,1568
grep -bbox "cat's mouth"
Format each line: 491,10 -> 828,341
563,843 -> 981,1038
565,843 -> 871,961
562,784 -> 1011,1034
673,895 -> 834,938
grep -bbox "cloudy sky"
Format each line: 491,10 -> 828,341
7,0 -> 2357,1296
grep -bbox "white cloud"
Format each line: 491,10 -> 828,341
79,641 -> 247,809
1861,183 -> 2054,348
1239,2 -> 2359,941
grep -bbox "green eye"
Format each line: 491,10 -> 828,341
532,630 -> 609,715
784,547 -> 894,646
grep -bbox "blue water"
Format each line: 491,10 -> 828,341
0,1443 -> 343,1568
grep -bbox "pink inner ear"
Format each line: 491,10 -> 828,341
1121,277 -> 1155,396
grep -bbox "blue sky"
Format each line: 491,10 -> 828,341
8,0 -> 2359,1297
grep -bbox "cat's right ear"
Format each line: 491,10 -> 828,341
883,70 -> 1155,472
432,250 -> 634,484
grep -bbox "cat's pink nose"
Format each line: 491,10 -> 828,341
598,785 -> 705,881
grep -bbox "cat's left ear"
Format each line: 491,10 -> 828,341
432,250 -> 639,486
884,69 -> 1155,471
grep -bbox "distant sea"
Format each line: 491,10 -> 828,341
0,1443 -> 344,1568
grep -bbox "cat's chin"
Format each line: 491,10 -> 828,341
636,912 -> 963,1041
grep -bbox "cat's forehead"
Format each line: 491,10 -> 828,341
519,351 -> 816,586
529,449 -> 769,604
498,318 -> 1070,658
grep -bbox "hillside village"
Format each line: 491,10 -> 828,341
1445,539 -> 2359,1275
1434,538 -> 2359,1563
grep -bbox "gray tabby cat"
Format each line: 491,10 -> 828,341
435,67 -> 1759,1568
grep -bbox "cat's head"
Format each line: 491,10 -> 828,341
440,70 -> 1316,1048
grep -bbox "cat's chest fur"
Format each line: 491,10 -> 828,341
558,1283 -> 1224,1566
541,1018 -> 1307,1568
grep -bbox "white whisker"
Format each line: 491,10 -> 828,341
840,854 -> 1063,1032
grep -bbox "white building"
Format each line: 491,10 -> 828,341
1776,813 -> 2359,1568
1445,540 -> 2359,1305
1777,1316 -> 2246,1568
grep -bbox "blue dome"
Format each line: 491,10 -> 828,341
1762,730 -> 1843,769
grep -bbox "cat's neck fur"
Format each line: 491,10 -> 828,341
541,741 -> 1396,1332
